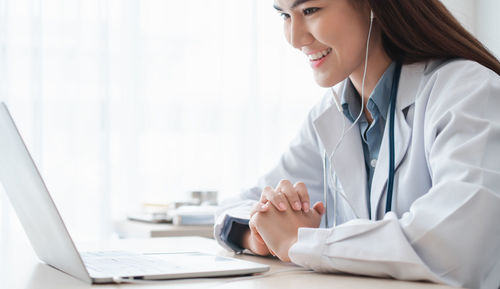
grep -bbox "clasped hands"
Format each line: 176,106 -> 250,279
242,180 -> 325,262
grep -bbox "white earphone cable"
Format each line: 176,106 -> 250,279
330,10 -> 374,160
325,10 -> 375,226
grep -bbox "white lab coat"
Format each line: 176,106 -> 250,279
214,59 -> 500,289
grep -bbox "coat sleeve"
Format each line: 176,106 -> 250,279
288,61 -> 500,289
214,92 -> 331,252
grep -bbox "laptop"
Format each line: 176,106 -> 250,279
0,102 -> 269,284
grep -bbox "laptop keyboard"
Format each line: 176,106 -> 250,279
81,251 -> 182,277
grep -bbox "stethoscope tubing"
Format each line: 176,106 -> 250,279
386,62 -> 403,213
323,62 -> 402,227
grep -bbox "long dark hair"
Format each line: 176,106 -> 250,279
368,0 -> 500,75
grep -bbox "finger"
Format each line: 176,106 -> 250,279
261,186 -> 286,211
261,186 -> 278,208
252,227 -> 265,244
259,201 -> 270,212
270,192 -> 289,211
250,201 -> 270,218
294,181 -> 310,212
264,185 -> 288,212
259,186 -> 272,203
248,220 -> 270,256
312,201 -> 325,216
278,180 -> 302,211
250,202 -> 262,217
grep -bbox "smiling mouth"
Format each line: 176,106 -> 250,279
308,48 -> 332,61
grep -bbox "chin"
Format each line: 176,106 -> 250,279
313,74 -> 342,88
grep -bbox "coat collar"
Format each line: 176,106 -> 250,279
313,62 -> 426,220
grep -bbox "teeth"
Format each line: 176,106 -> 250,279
308,48 -> 332,61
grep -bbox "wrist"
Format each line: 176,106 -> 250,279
240,229 -> 252,250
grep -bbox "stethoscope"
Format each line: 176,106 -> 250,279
323,62 -> 402,228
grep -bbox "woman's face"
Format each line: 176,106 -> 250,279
274,0 -> 372,87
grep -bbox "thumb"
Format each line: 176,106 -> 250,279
249,222 -> 265,244
312,201 -> 325,215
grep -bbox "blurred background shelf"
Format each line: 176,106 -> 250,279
114,219 -> 214,239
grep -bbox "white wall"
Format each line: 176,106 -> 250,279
441,0 -> 476,33
477,0 -> 500,58
442,0 -> 500,58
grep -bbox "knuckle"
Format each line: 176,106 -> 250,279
294,181 -> 306,188
262,186 -> 273,194
261,186 -> 273,198
278,179 -> 291,187
294,182 -> 309,196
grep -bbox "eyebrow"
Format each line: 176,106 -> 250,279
273,0 -> 315,11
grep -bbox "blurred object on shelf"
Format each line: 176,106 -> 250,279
127,201 -> 194,223
172,205 -> 216,226
114,219 -> 214,238
191,190 -> 218,206
126,191 -> 218,224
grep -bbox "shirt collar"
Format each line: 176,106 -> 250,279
340,62 -> 397,122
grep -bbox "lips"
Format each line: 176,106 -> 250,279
306,47 -> 332,68
308,48 -> 332,61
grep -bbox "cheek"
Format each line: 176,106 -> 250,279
324,20 -> 366,66
310,22 -> 368,87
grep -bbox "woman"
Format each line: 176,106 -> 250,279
214,0 -> 500,288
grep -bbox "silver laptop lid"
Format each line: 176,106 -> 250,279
0,103 -> 91,283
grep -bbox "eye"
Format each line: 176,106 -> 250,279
303,7 -> 320,16
279,12 -> 290,20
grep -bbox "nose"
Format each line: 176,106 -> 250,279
286,18 -> 314,49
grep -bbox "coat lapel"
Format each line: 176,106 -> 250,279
370,62 -> 426,219
313,84 -> 369,220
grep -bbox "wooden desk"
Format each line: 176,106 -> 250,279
114,219 -> 214,238
0,225 -> 458,289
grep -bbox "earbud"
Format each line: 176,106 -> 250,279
370,10 -> 374,20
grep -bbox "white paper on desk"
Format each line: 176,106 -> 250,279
171,206 -> 216,226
